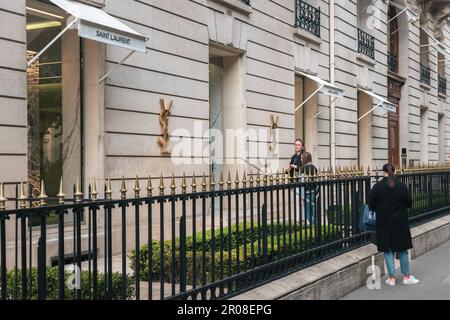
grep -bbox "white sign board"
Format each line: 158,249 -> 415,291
323,86 -> 345,98
381,103 -> 396,113
79,22 -> 147,53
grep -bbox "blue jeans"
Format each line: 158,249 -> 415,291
305,191 -> 315,224
384,250 -> 410,276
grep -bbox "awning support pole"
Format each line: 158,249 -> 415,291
295,84 -> 324,113
313,96 -> 339,119
388,7 -> 407,24
27,17 -> 78,67
98,50 -> 136,84
356,101 -> 384,123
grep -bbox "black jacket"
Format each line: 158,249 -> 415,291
289,152 -> 303,177
301,163 -> 318,176
368,177 -> 413,252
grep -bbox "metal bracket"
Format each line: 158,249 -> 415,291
98,50 -> 136,84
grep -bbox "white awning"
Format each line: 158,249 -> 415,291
357,88 -> 397,122
50,0 -> 147,52
27,0 -> 149,82
295,70 -> 344,112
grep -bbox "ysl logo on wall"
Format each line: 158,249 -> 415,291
157,98 -> 173,155
269,114 -> 279,153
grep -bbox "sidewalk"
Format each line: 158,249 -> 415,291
341,240 -> 450,300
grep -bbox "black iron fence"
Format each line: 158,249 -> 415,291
295,0 -> 321,38
1,165 -> 450,300
420,63 -> 431,85
357,28 -> 375,59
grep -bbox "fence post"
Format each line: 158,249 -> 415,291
37,234 -> 45,300
180,213 -> 186,293
180,174 -> 187,293
262,203 -> 268,264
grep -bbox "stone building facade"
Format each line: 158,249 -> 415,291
0,0 -> 449,196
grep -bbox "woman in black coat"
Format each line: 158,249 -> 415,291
369,163 -> 419,286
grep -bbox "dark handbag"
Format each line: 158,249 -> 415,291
359,204 -> 376,231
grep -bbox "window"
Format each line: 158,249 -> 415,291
388,5 -> 399,73
295,0 -> 321,38
26,1 -> 81,201
438,52 -> 447,95
357,0 -> 375,59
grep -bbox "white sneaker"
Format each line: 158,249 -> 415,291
385,278 -> 396,286
403,275 -> 420,285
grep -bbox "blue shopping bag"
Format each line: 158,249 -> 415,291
359,204 -> 376,231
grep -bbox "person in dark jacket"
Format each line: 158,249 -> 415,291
300,152 -> 318,225
286,139 -> 305,177
369,163 -> 419,286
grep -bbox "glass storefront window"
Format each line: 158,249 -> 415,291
26,2 -> 82,227
27,6 -> 64,198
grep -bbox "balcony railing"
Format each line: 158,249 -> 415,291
438,75 -> 447,95
295,0 -> 321,38
357,29 -> 375,59
388,52 -> 398,74
420,63 -> 431,86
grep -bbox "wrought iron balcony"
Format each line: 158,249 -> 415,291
357,29 -> 375,59
388,52 -> 398,74
420,63 -> 431,86
438,75 -> 447,95
241,0 -> 250,5
295,0 -> 321,38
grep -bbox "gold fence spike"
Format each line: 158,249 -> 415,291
91,177 -> 98,201
235,170 -> 240,189
170,174 -> 176,194
263,173 -> 268,186
19,180 -> 27,208
270,171 -> 275,185
182,173 -> 187,194
105,178 -> 112,200
120,176 -> 127,200
56,177 -> 66,204
0,182 -> 6,210
134,175 -> 141,198
74,177 -> 83,202
202,173 -> 207,192
147,175 -> 153,196
219,172 -> 224,191
210,173 -> 215,191
159,174 -> 165,196
191,173 -> 197,193
256,171 -> 261,187
249,170 -> 254,187
275,171 -> 280,185
227,171 -> 232,189
39,180 -> 48,206
242,170 -> 247,188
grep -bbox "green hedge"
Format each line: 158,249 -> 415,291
4,267 -> 135,300
129,223 -> 343,286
